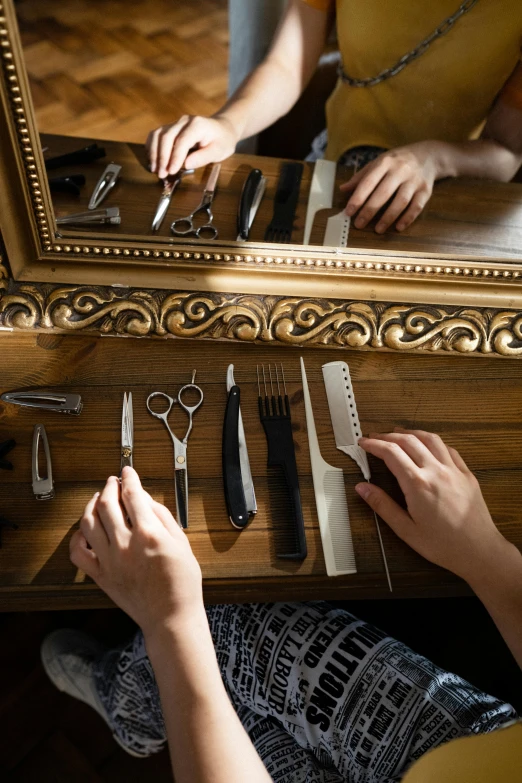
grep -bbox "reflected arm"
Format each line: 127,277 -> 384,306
215,0 -> 330,142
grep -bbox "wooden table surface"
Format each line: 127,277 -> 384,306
43,133 -> 522,259
1,332 -> 522,611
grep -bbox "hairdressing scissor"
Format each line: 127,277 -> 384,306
170,163 -> 221,240
146,371 -> 204,529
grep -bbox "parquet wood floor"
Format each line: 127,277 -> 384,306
17,0 -> 229,143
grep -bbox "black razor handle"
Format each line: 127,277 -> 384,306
237,168 -> 263,240
223,386 -> 249,529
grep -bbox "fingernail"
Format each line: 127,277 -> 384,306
93,491 -> 100,500
358,436 -> 367,443
345,204 -> 355,216
394,426 -> 406,432
396,223 -> 405,231
375,223 -> 385,233
355,217 -> 364,228
355,483 -> 371,499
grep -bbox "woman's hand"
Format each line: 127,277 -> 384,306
70,467 -> 203,639
355,428 -> 514,583
340,141 -> 444,233
146,114 -> 239,180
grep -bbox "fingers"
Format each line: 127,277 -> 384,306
184,145 -> 219,171
447,445 -> 471,474
367,431 -> 436,469
164,119 -> 204,178
120,466 -> 156,529
358,436 -> 418,487
150,498 -> 183,537
80,493 -> 109,553
96,476 -> 131,545
145,128 -> 160,173
355,482 -> 414,543
394,427 -> 455,467
396,186 -> 431,231
375,182 -> 416,233
155,116 -> 190,178
344,161 -> 389,219
350,171 -> 407,230
70,529 -> 100,577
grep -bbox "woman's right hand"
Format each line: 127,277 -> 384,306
146,114 -> 239,179
355,428 -> 514,584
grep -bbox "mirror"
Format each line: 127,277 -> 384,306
15,0 -> 522,261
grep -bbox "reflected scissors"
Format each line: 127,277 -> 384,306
121,392 -> 133,474
151,168 -> 194,232
146,371 -> 203,529
171,163 -> 221,240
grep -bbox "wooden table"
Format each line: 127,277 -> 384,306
43,133 -> 522,258
1,332 -> 521,611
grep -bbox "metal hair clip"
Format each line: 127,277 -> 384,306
32,424 -> 55,500
56,207 -> 120,227
88,163 -> 122,210
1,391 -> 83,415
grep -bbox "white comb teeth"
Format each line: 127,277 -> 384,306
300,357 -> 356,577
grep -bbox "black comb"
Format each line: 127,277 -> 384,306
258,364 -> 307,560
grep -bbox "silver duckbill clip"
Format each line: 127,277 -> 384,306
32,424 -> 55,500
56,207 -> 120,226
1,391 -> 83,415
88,163 -> 122,210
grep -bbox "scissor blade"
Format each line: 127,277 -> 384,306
175,467 -> 188,529
151,193 -> 172,232
121,393 -> 133,471
225,364 -> 257,515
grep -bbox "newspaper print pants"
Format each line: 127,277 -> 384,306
93,602 -> 517,782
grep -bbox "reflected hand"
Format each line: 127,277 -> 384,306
146,114 -> 238,179
340,142 -> 441,233
355,428 -> 511,583
70,467 -> 203,639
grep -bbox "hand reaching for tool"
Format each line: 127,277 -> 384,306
146,115 -> 239,180
70,467 -> 203,639
355,428 -> 514,583
340,142 -> 440,233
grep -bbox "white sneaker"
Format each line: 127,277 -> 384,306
41,629 -> 161,758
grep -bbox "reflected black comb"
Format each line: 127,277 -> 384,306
258,364 -> 307,560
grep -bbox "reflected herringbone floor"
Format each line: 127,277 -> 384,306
18,0 -> 229,143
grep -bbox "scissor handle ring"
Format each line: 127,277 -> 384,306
195,224 -> 218,240
146,391 -> 176,420
170,217 -> 194,236
178,383 -> 204,414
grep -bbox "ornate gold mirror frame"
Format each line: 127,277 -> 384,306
0,0 -> 521,356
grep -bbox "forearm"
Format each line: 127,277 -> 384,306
214,0 -> 328,142
214,58 -> 305,142
145,608 -> 271,783
433,139 -> 522,182
466,539 -> 522,671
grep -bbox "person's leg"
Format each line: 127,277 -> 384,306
43,602 -> 518,780
206,602 -> 517,781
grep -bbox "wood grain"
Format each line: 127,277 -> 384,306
0,332 -> 521,609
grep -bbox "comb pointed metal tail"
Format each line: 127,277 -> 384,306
300,358 -> 356,577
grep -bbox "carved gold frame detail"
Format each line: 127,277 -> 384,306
0,0 -> 521,357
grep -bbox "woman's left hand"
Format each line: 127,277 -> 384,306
340,141 -> 443,233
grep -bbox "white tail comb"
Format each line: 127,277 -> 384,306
300,357 -> 356,577
322,360 -> 392,592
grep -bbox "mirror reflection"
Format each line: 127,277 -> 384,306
17,0 -> 522,258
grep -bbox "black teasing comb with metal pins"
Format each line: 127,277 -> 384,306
257,364 -> 307,560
